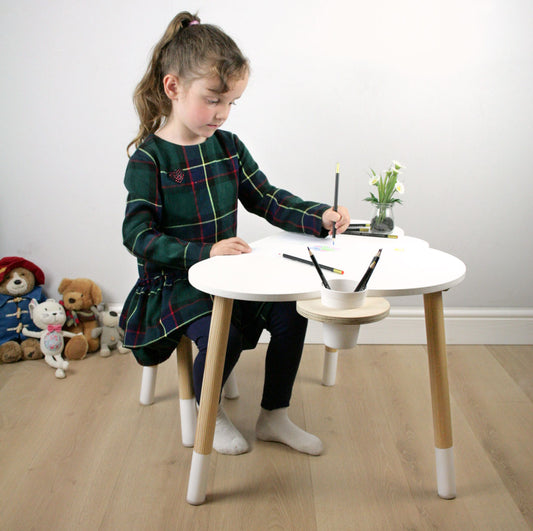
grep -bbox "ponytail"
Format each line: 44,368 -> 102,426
127,11 -> 249,155
127,12 -> 198,155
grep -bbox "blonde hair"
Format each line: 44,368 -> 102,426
128,11 -> 249,154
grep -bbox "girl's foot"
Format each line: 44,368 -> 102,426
213,406 -> 249,455
256,407 -> 323,455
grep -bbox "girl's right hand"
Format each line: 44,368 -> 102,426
210,237 -> 252,257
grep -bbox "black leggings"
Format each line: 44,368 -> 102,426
185,301 -> 308,410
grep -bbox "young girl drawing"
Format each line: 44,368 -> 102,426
120,11 -> 350,455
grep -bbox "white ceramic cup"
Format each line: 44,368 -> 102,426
321,278 -> 367,309
320,278 -> 367,349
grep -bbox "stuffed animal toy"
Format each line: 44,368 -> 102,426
58,278 -> 102,360
23,298 -> 74,378
91,306 -> 130,357
0,256 -> 46,363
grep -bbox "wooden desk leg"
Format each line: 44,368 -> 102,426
186,296 -> 234,505
423,291 -> 456,499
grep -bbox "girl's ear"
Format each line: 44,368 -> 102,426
163,74 -> 181,100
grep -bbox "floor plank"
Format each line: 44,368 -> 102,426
448,345 -> 533,528
489,345 -> 533,401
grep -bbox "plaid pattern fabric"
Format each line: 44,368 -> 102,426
120,130 -> 329,350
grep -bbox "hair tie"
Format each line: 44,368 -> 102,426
189,20 -> 199,25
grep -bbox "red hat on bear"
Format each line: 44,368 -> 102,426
0,256 -> 45,285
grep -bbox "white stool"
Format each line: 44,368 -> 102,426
139,335 -> 239,447
297,297 -> 390,386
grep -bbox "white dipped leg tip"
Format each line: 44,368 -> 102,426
179,398 -> 197,447
223,370 -> 240,399
139,366 -> 158,405
322,349 -> 338,386
187,451 -> 210,505
435,447 -> 456,499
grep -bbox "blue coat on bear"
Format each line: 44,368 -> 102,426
0,285 -> 46,343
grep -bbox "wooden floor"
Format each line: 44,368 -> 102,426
1,343 -> 532,530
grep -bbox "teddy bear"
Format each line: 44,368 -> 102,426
0,256 -> 46,363
58,277 -> 102,360
91,305 -> 130,357
23,298 -> 74,378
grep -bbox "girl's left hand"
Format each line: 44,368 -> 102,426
322,206 -> 350,235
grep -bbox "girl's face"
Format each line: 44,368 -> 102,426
171,73 -> 248,145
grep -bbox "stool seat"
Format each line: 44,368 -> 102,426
297,296 -> 390,325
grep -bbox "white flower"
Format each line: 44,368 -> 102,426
395,181 -> 405,194
392,160 -> 404,170
369,176 -> 379,185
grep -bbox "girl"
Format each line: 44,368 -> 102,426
120,11 -> 350,456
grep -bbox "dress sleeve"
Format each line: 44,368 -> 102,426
122,148 -> 213,270
234,135 -> 330,236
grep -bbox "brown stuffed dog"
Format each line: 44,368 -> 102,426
58,278 -> 102,360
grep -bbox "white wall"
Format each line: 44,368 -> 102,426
2,1 -> 532,324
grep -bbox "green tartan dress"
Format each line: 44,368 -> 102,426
120,130 -> 329,362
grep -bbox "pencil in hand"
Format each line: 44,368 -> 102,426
307,247 -> 331,289
332,163 -> 340,245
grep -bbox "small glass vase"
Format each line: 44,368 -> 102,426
370,203 -> 395,234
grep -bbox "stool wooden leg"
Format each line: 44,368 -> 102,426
423,291 -> 456,499
322,346 -> 338,386
223,369 -> 240,399
177,337 -> 197,448
139,365 -> 158,405
187,296 -> 234,505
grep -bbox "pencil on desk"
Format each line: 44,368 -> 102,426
346,227 -> 370,233
332,163 -> 340,245
307,247 -> 331,289
282,253 -> 344,274
345,231 -> 398,239
349,223 -> 370,228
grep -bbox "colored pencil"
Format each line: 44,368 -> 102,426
346,227 -> 370,233
307,247 -> 331,289
282,253 -> 344,274
345,230 -> 398,239
332,163 -> 340,245
355,248 -> 382,292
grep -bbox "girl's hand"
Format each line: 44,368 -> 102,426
322,206 -> 351,235
210,237 -> 252,257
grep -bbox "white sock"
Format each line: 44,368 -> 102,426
213,406 -> 249,455
256,407 -> 323,456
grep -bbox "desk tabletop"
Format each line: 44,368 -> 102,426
188,230 -> 466,301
